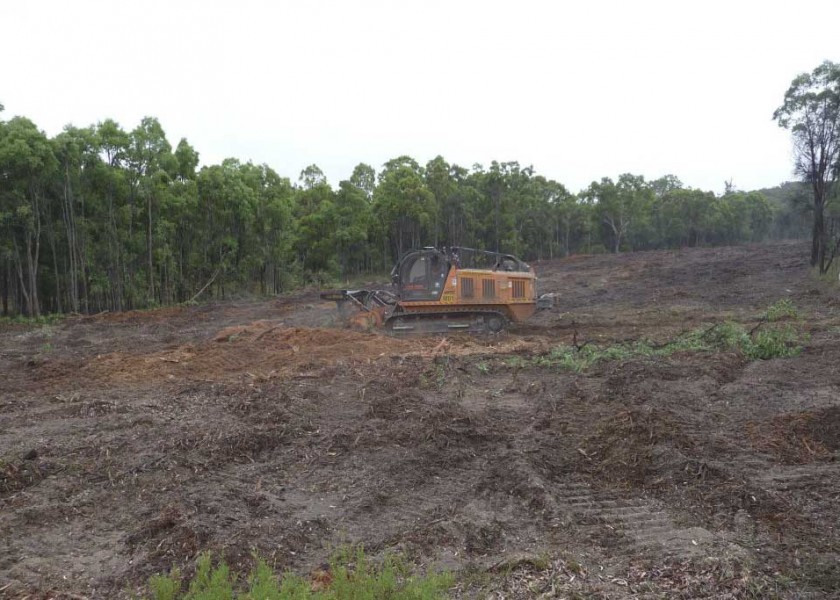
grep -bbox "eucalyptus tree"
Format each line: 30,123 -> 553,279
93,119 -> 131,309
159,138 -> 200,302
334,180 -> 371,276
584,174 -> 653,253
655,189 -> 715,247
373,156 -> 436,260
774,61 -> 840,272
649,174 -> 683,199
252,165 -> 294,294
52,125 -> 100,312
442,163 -> 480,249
299,164 -> 327,190
126,117 -> 176,302
348,163 -> 376,200
424,156 -> 454,247
196,159 -> 260,295
713,191 -> 774,245
515,174 -> 557,259
295,165 -> 338,276
540,179 -> 579,258
0,117 -> 57,316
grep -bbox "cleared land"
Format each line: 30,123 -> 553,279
2,240 -> 839,598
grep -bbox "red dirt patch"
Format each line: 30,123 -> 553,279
75,324 -> 423,384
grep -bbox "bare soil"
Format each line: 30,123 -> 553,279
2,240 -> 840,598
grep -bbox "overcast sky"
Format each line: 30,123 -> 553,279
3,0 -> 838,194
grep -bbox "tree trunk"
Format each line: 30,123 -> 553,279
811,192 -> 823,269
1,257 -> 9,316
78,187 -> 90,313
46,223 -> 63,314
29,238 -> 40,317
147,193 -> 155,302
20,231 -> 40,317
11,239 -> 30,315
107,184 -> 123,312
61,166 -> 80,312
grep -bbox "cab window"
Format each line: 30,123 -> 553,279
399,252 -> 448,300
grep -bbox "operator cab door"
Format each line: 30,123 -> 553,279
398,250 -> 449,301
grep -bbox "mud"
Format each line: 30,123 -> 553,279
2,240 -> 840,598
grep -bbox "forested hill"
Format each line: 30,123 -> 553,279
0,112 -> 810,317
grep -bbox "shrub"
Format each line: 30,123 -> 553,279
744,326 -> 803,359
764,299 -> 799,321
144,547 -> 452,600
702,321 -> 750,351
513,302 -> 807,372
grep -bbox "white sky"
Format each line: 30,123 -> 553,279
2,0 -> 838,194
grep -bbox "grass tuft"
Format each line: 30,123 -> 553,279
0,313 -> 63,327
764,299 -> 799,321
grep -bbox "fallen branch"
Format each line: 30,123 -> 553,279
254,325 -> 282,341
190,268 -> 221,303
698,323 -> 723,340
572,329 -> 590,352
748,317 -> 768,336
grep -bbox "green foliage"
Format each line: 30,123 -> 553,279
184,553 -> 235,600
502,356 -> 529,369
149,569 -> 182,600
584,174 -> 654,252
700,321 -> 750,351
0,313 -> 63,327
373,157 -> 437,258
512,303 -> 806,371
144,548 -> 452,600
764,299 -> 799,321
530,341 -> 645,372
745,326 -> 804,359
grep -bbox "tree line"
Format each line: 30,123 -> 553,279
0,105 -> 811,317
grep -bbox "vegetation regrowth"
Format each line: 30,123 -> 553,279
144,548 -> 453,600
502,303 -> 805,372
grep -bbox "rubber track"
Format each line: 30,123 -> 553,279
385,310 -> 508,334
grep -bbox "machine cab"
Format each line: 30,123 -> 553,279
392,248 -> 451,301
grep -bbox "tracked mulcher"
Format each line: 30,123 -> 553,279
321,247 -> 545,333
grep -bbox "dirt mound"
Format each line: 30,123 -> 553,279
577,408 -> 691,485
37,322 -> 546,387
747,407 -> 840,464
1,453 -> 50,496
360,394 -> 507,485
78,323 -> 424,384
125,504 -> 212,576
366,388 -> 425,419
